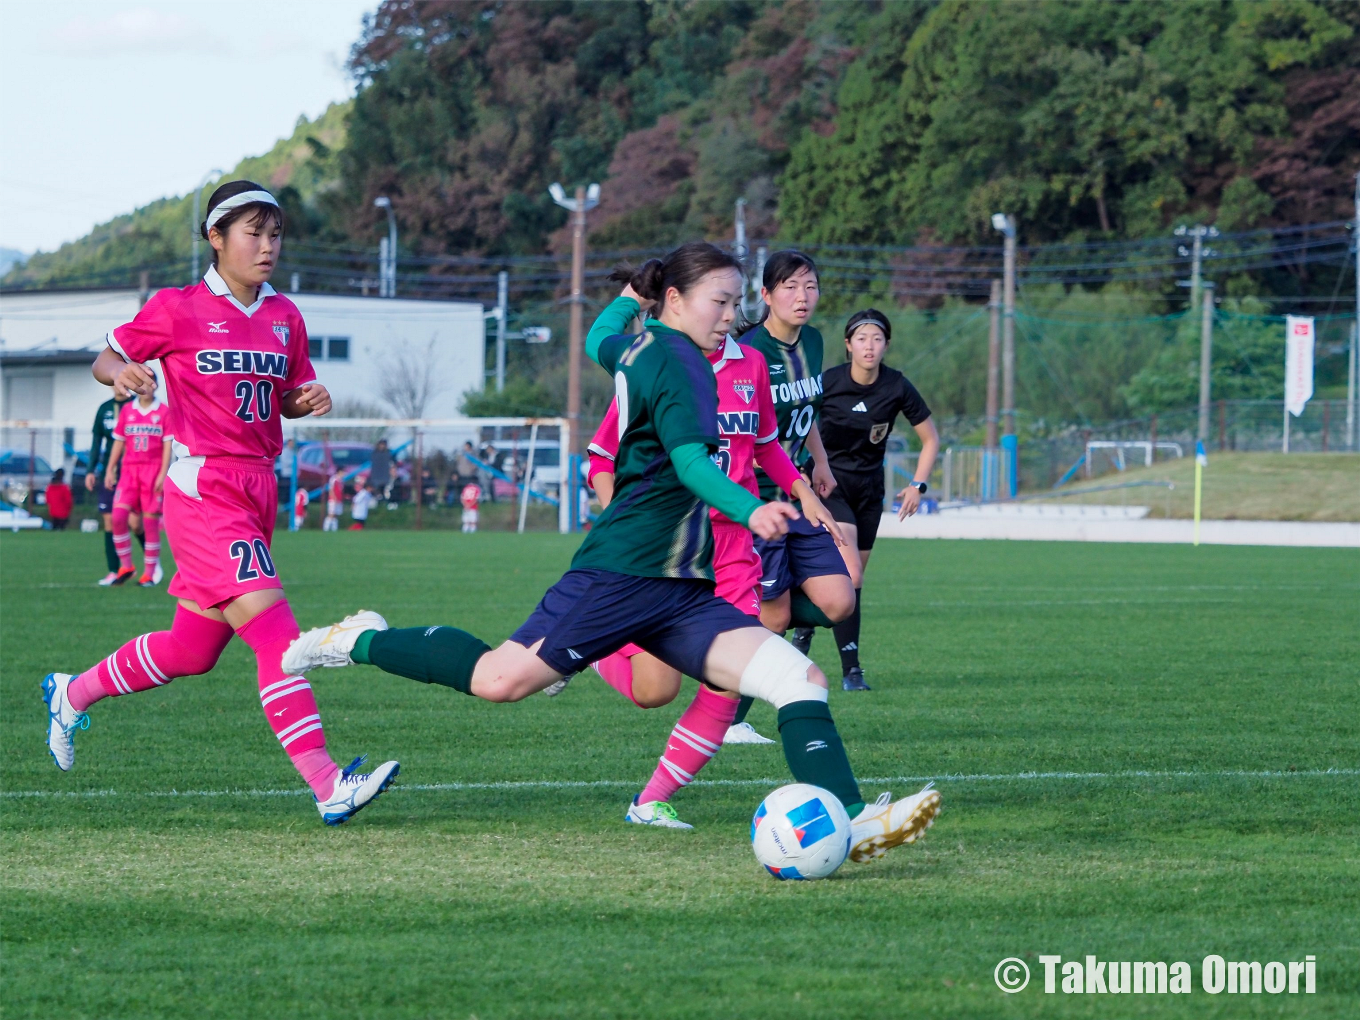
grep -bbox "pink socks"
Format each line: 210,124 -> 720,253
142,515 -> 161,577
68,606 -> 234,711
236,600 -> 339,798
638,684 -> 739,805
111,506 -> 134,570
594,651 -> 645,707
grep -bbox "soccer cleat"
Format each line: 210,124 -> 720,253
543,676 -> 572,697
152,562 -> 164,585
97,571 -> 119,586
138,572 -> 156,587
110,566 -> 136,586
842,667 -> 871,691
315,755 -> 400,825
283,610 -> 388,673
790,627 -> 815,655
849,784 -> 941,863
625,796 -> 693,829
723,721 -> 776,745
41,673 -> 89,772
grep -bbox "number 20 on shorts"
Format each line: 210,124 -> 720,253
230,539 -> 277,582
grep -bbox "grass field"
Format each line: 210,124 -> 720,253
2,530 -> 1358,1019
1059,452 -> 1360,521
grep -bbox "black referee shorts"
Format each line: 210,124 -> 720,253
822,469 -> 885,551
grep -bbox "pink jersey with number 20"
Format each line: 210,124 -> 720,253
588,336 -> 800,525
107,266 -> 316,461
112,399 -> 170,466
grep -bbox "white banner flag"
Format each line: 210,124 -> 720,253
1284,315 -> 1315,417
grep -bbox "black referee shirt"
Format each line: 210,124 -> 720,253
819,363 -> 931,475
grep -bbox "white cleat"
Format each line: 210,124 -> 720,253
543,676 -> 571,697
41,673 -> 89,772
97,572 -> 119,586
316,756 -> 400,825
849,784 -> 941,863
283,610 -> 388,673
152,561 -> 164,585
723,721 -> 776,745
625,796 -> 693,829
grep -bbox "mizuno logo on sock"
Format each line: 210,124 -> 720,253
851,401 -> 867,412
567,648 -> 582,660
805,740 -> 828,752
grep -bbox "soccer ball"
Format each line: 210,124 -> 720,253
750,784 -> 851,880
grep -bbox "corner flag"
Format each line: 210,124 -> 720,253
1193,441 -> 1206,546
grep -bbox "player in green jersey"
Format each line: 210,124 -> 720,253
286,242 -> 940,861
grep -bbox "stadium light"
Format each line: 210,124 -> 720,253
374,196 -> 397,297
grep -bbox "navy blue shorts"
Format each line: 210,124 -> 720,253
510,568 -> 758,679
754,515 -> 849,601
97,482 -> 115,514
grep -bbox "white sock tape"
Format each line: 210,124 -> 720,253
737,634 -> 827,709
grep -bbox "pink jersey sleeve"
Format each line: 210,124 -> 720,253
108,289 -> 176,364
282,311 -> 318,396
755,439 -> 803,496
587,400 -> 620,483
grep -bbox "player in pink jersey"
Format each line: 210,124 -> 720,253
570,282 -> 843,828
41,181 -> 398,825
104,368 -> 173,586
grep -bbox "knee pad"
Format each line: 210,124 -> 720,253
738,635 -> 827,710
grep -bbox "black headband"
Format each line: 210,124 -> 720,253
847,317 -> 889,338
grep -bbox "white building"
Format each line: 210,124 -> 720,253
0,286 -> 486,467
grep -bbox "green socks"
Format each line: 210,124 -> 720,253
776,700 -> 864,817
789,590 -> 835,630
732,695 -> 755,726
104,532 -> 118,571
353,626 -> 491,694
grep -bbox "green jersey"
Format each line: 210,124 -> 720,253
90,396 -> 128,475
739,322 -> 824,500
573,318 -> 721,581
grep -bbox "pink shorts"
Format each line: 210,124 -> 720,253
163,456 -> 283,610
113,462 -> 163,516
617,520 -> 760,659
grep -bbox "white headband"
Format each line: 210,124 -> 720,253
203,190 -> 278,232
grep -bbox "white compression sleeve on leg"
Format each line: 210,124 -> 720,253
737,634 -> 828,709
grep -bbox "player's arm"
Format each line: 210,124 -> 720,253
282,383 -> 331,418
586,288 -> 653,365
804,419 -> 837,498
155,437 -> 173,493
93,347 -> 154,397
897,415 -> 940,519
87,411 -> 105,491
669,444 -> 793,541
104,439 -> 124,489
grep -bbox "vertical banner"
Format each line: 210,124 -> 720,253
1284,316 -> 1315,417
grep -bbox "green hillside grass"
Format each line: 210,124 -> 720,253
1055,452 -> 1359,522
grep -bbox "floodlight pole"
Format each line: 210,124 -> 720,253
495,270 -> 508,393
1198,284 -> 1215,443
374,196 -> 397,297
985,279 -> 1001,450
190,169 -> 224,283
1350,170 -> 1359,449
549,182 -> 600,458
992,213 -> 1017,497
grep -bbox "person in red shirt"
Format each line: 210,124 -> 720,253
41,180 -> 397,825
45,470 -> 73,530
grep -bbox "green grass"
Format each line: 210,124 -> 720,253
1058,452 -> 1360,521
2,530 -> 1358,1019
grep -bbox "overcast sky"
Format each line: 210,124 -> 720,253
0,0 -> 375,255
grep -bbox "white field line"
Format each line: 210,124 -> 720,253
3,767 -> 1358,801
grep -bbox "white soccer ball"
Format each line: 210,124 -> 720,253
750,783 -> 851,880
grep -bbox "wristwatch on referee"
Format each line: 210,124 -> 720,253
906,480 -> 928,494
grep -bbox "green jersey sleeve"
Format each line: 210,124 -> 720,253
587,295 -> 642,368
670,443 -> 761,526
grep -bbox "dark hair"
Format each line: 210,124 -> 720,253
844,308 -> 892,343
51,468 -> 65,482
200,179 -> 285,265
611,241 -> 743,313
762,249 -> 818,292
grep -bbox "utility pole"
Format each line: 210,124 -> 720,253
985,279 -> 1001,449
992,213 -> 1018,497
549,182 -> 601,457
1198,284 -> 1215,442
1175,224 -> 1219,319
1350,171 -> 1359,449
495,270 -> 508,393
190,169 -> 223,282
374,196 -> 397,297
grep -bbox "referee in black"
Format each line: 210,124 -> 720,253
804,309 -> 939,690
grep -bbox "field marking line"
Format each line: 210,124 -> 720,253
4,767 -> 1357,800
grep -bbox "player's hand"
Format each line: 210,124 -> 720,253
896,485 -> 923,519
748,501 -> 797,541
113,361 -> 155,398
811,460 -> 838,498
154,473 -> 165,494
294,383 -> 332,417
800,495 -> 847,547
84,472 -> 97,492
621,283 -> 655,314
104,470 -> 116,489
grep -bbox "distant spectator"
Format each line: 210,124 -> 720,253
350,482 -> 376,531
46,469 -> 73,530
480,442 -> 500,502
369,439 -> 392,498
455,441 -> 479,492
460,482 -> 481,533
